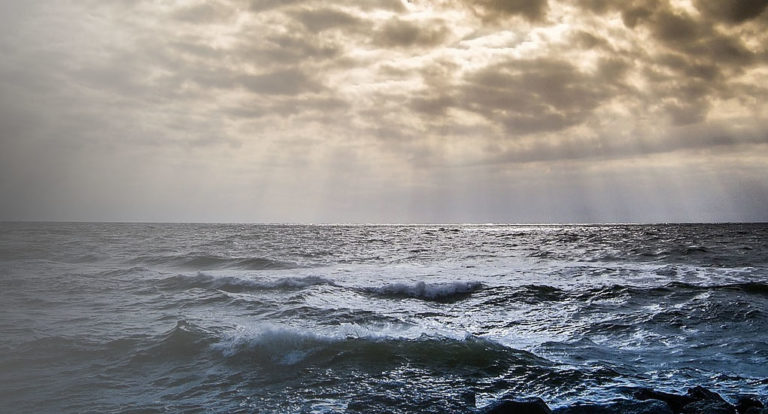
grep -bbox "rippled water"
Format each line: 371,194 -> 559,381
0,223 -> 766,412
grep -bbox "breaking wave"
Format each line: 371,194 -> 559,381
363,281 -> 483,302
156,273 -> 337,292
209,323 -> 544,370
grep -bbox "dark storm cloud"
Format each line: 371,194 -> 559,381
482,123 -> 768,165
410,94 -> 456,116
694,0 -> 768,24
344,0 -> 406,12
374,18 -> 451,48
573,0 -> 767,41
573,0 -> 613,14
289,7 -> 363,32
566,0 -> 766,129
5,0 -> 766,151
650,10 -> 700,43
574,0 -> 660,20
655,53 -> 720,81
663,102 -> 708,126
247,0 -> 304,12
596,58 -> 631,80
445,58 -> 616,134
245,35 -> 341,66
647,10 -> 755,68
621,5 -> 656,28
249,0 -> 405,13
571,31 -> 611,50
575,0 -> 763,68
464,0 -> 549,22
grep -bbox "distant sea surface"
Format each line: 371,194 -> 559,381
1,223 -> 767,412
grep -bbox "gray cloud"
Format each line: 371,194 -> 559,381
466,0 -> 549,22
571,31 -> 611,50
172,1 -> 236,23
655,54 -> 720,81
476,123 -> 768,166
450,58 -> 615,134
237,69 -> 323,95
247,0 -> 304,12
249,0 -> 405,13
621,4 -> 657,28
290,7 -> 363,32
332,0 -> 406,12
410,94 -> 456,116
235,33 -> 343,67
374,18 -> 451,48
694,0 -> 768,24
648,10 -> 755,67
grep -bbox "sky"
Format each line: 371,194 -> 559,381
1,0 -> 767,223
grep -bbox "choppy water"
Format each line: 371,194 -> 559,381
1,223 -> 767,412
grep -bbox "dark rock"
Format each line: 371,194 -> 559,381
686,386 -> 728,403
634,388 -> 695,413
461,390 -> 477,407
736,396 -> 764,414
634,386 -> 737,413
553,399 -> 673,414
743,408 -> 768,414
681,399 -> 735,414
479,397 -> 552,414
674,387 -> 735,414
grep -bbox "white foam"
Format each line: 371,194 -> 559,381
211,324 -> 331,362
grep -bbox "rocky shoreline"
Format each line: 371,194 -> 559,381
478,386 -> 766,414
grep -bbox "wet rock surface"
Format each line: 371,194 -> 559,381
553,399 -> 673,414
477,386 -> 763,414
478,396 -> 552,414
736,396 -> 764,414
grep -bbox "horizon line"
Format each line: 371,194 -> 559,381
2,220 -> 767,226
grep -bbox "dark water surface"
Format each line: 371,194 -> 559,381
1,223 -> 767,412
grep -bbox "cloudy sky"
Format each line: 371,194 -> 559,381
1,0 -> 767,223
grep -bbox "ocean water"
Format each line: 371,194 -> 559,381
0,222 -> 767,412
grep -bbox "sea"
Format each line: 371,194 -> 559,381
0,222 -> 767,412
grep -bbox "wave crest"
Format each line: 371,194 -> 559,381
211,324 -> 543,370
157,273 -> 336,293
132,320 -> 215,361
364,281 -> 483,302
